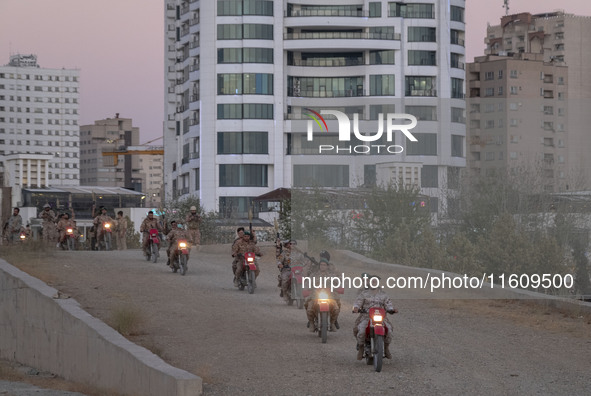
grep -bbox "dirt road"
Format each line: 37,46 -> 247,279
5,245 -> 591,395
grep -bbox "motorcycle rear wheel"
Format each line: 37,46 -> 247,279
320,311 -> 328,343
373,335 -> 384,372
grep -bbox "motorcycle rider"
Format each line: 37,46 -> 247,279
140,211 -> 162,257
56,211 -> 76,249
277,240 -> 305,301
166,220 -> 190,268
352,276 -> 398,360
93,207 -> 114,249
39,203 -> 57,244
7,207 -> 23,244
304,258 -> 341,332
185,205 -> 201,247
231,230 -> 262,287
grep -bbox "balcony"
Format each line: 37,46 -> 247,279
190,152 -> 199,159
190,94 -> 200,102
405,89 -> 437,97
189,64 -> 200,72
288,88 -> 365,98
284,31 -> 400,41
190,17 -> 199,26
451,38 -> 465,47
451,61 -> 465,70
289,58 -> 364,67
543,90 -> 554,99
189,119 -> 199,126
286,9 -> 368,17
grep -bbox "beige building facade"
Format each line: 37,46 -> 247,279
477,11 -> 591,190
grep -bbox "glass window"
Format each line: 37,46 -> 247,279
370,75 -> 395,96
451,135 -> 464,157
218,132 -> 268,154
219,164 -> 268,187
293,165 -> 349,187
369,2 -> 382,17
406,106 -> 437,121
369,50 -> 395,65
217,104 -> 273,119
408,50 -> 436,66
407,133 -> 437,155
217,24 -> 273,39
450,29 -> 463,46
408,27 -> 436,42
389,3 -> 434,18
451,78 -> 464,99
370,104 -> 396,120
405,76 -> 436,96
451,53 -> 463,69
217,0 -> 273,16
421,165 -> 438,187
451,107 -> 465,123
450,6 -> 464,22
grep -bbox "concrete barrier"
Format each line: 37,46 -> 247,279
0,259 -> 202,396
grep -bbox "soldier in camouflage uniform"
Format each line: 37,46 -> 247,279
352,278 -> 397,360
7,208 -> 23,244
231,231 -> 262,286
140,211 -> 162,256
56,212 -> 75,249
166,221 -> 191,269
93,207 -> 114,248
185,206 -> 201,246
276,240 -> 306,301
38,204 -> 57,244
304,259 -> 341,332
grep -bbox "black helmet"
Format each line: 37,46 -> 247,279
319,250 -> 330,261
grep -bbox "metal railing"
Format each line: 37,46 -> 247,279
284,32 -> 400,40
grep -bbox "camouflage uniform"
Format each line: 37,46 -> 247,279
167,227 -> 191,266
353,289 -> 395,346
39,207 -> 57,243
232,235 -> 261,283
277,248 -> 306,302
185,212 -> 201,245
7,211 -> 22,244
140,215 -> 162,254
304,264 -> 340,332
93,213 -> 114,246
56,216 -> 75,245
115,215 -> 128,250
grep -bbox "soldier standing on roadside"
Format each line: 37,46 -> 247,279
185,206 -> 201,247
115,211 -> 128,250
39,204 -> 57,244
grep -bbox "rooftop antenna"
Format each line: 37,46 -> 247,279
503,0 -> 510,16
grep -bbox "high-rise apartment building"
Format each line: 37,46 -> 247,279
0,54 -> 81,187
164,0 -> 466,217
471,11 -> 591,190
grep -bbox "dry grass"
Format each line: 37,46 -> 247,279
0,242 -> 58,284
108,305 -> 145,337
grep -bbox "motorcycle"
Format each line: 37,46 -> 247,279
357,308 -> 395,372
287,264 -> 305,309
304,288 -> 343,343
18,231 -> 27,243
100,222 -> 113,251
65,228 -> 76,251
145,228 -> 160,263
170,238 -> 189,275
237,251 -> 257,294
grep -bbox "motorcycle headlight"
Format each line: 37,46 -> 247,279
372,314 -> 383,322
247,257 -> 254,262
318,291 -> 329,300
67,228 -> 73,233
20,234 -> 26,239
179,242 -> 187,248
104,223 -> 111,228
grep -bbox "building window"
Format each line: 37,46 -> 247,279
450,29 -> 464,46
218,48 -> 274,64
450,6 -> 464,22
369,75 -> 395,96
293,165 -> 349,187
406,106 -> 437,121
451,135 -> 464,157
451,78 -> 464,98
369,50 -> 395,65
408,50 -> 436,66
219,164 -> 268,187
406,133 -> 437,155
450,53 -> 463,69
408,26 -> 436,42
484,71 -> 494,80
217,104 -> 273,119
217,0 -> 273,16
451,107 -> 465,123
389,3 -> 434,19
369,2 -> 382,17
217,24 -> 273,40
421,165 -> 438,188
217,73 -> 273,95
510,70 -> 518,78
405,76 -> 436,97
218,132 -> 268,154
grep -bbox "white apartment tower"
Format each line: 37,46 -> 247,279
164,0 -> 466,216
0,54 -> 81,187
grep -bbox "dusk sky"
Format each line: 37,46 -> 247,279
2,0 -> 591,144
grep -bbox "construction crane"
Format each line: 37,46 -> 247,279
101,136 -> 164,189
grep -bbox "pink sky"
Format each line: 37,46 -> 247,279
1,0 -> 591,144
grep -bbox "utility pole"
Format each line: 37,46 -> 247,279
503,0 -> 510,16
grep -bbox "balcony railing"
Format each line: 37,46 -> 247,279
189,64 -> 200,72
289,58 -> 364,67
288,88 -> 365,97
189,41 -> 199,49
190,152 -> 200,159
451,38 -> 465,46
405,89 -> 437,97
190,17 -> 199,26
284,32 -> 400,40
190,94 -> 200,102
286,9 -> 369,17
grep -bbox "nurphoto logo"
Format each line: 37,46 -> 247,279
305,108 -> 418,154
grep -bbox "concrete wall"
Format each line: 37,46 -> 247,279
0,259 -> 202,396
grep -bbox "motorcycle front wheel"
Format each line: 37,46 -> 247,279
320,311 -> 328,343
67,237 -> 74,251
151,243 -> 158,263
247,271 -> 255,294
180,255 -> 187,276
373,335 -> 384,372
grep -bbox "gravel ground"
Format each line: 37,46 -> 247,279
2,244 -> 591,395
